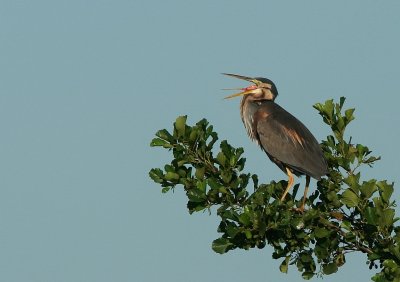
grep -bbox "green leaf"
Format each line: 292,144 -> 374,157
238,213 -> 251,226
340,220 -> 352,231
360,180 -> 377,199
220,170 -> 232,183
224,223 -> 240,238
252,174 -> 259,189
150,137 -> 168,147
315,245 -> 329,260
212,238 -> 233,254
165,171 -> 180,181
196,180 -> 207,193
344,108 -> 355,123
371,273 -> 390,282
365,156 -> 381,165
161,187 -> 170,193
279,256 -> 290,273
381,209 -> 395,228
244,230 -> 252,239
175,115 -> 187,137
155,129 -> 174,142
300,252 -> 313,263
216,152 -> 227,166
336,117 -> 345,132
339,96 -> 346,109
302,272 -> 314,280
327,135 -> 336,147
195,166 -> 205,179
335,253 -> 346,267
368,253 -> 381,261
344,173 -> 360,193
229,154 -> 238,167
383,259 -> 397,269
377,181 -> 394,203
344,232 -> 356,242
187,188 -> 206,202
208,177 -> 221,190
322,262 -> 338,275
324,99 -> 334,119
314,227 -> 330,238
220,140 -> 232,156
149,168 -> 164,183
341,189 -> 359,207
291,217 -> 305,230
164,164 -> 174,172
187,201 -> 207,213
189,128 -> 198,143
356,143 -> 368,156
365,207 -> 379,225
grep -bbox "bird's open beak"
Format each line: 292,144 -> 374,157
222,73 -> 260,99
222,73 -> 255,82
223,86 -> 259,99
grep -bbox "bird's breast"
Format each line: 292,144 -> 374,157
240,100 -> 266,143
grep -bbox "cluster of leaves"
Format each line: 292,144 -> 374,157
149,97 -> 398,281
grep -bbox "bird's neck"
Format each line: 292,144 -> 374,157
240,98 -> 274,142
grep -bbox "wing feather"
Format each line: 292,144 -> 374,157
254,103 -> 327,179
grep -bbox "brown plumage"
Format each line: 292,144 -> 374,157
223,73 -> 328,211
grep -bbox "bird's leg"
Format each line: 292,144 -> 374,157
297,175 -> 311,213
280,168 -> 294,201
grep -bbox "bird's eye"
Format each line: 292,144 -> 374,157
259,83 -> 271,90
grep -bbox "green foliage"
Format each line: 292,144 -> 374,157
149,97 -> 398,281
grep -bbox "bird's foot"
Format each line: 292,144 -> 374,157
292,206 -> 306,213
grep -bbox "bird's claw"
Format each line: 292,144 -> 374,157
292,207 -> 306,213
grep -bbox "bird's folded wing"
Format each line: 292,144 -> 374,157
256,107 -> 327,179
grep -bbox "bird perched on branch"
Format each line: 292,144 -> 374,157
223,73 -> 328,212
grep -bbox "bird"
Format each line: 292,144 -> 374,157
223,73 -> 328,212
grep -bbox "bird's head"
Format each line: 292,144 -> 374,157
222,73 -> 278,101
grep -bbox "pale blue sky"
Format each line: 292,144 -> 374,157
1,1 -> 400,281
